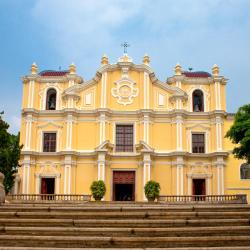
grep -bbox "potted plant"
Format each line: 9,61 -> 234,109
144,180 -> 160,202
90,180 -> 106,201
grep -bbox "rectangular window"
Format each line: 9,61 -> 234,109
43,132 -> 56,152
116,125 -> 133,152
192,133 -> 205,153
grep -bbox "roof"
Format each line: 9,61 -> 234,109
39,70 -> 69,77
183,71 -> 211,78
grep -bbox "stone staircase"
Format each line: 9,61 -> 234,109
1,202 -> 250,249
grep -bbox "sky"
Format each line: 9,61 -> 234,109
0,0 -> 250,134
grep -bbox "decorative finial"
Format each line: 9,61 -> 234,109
101,54 -> 109,65
175,63 -> 182,75
143,54 -> 150,65
31,62 -> 38,75
121,42 -> 130,54
69,63 -> 76,74
212,64 -> 219,76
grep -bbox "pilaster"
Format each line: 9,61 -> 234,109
66,114 -> 73,150
215,115 -> 223,151
99,113 -> 106,144
176,156 -> 184,195
24,114 -> 33,150
22,155 -> 31,194
144,71 -> 150,109
143,152 -> 151,200
214,156 -> 225,195
63,155 -> 74,194
97,151 -> 106,181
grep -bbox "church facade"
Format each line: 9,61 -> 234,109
17,53 -> 250,201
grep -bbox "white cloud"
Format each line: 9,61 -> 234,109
31,0 -> 250,111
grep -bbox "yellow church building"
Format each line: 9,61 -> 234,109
16,53 -> 250,201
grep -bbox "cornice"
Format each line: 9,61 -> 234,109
22,74 -> 83,84
21,149 -> 230,159
167,75 -> 228,86
21,108 -> 230,121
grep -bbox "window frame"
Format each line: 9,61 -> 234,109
45,88 -> 57,111
240,163 -> 250,180
42,132 -> 57,152
115,123 -> 134,153
192,89 -> 204,112
191,132 -> 205,154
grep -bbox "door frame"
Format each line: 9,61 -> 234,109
111,169 -> 136,201
192,178 -> 206,196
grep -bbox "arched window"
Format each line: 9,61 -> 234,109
46,88 -> 57,110
193,89 -> 204,112
240,163 -> 250,179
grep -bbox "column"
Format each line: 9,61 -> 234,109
27,80 -> 35,109
144,72 -> 150,109
100,72 -> 107,108
66,114 -> 73,150
24,114 -> 33,150
215,157 -> 224,195
176,115 -> 183,151
143,153 -> 151,200
212,65 -> 221,110
143,114 -> 149,144
22,155 -> 31,194
97,152 -> 106,181
64,155 -> 72,194
215,116 -> 223,151
99,113 -> 106,144
176,156 -> 184,195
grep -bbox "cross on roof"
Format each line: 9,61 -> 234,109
121,42 -> 130,54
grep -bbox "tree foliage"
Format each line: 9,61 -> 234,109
225,104 -> 250,164
0,113 -> 22,193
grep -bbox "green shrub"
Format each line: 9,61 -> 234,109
144,180 -> 160,201
90,180 -> 106,200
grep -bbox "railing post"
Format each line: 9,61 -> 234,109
0,172 -> 5,204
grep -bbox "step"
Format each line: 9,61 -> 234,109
1,225 -> 250,237
0,218 -> 249,228
1,211 -> 250,220
1,235 -> 250,248
1,248 -> 250,250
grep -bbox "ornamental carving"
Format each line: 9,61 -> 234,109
111,78 -> 138,105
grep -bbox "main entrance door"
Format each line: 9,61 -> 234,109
41,178 -> 55,194
113,171 -> 135,201
192,179 -> 206,196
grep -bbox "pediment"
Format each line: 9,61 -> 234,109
62,62 -> 187,101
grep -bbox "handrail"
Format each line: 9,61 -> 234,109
158,194 -> 247,204
6,194 -> 91,202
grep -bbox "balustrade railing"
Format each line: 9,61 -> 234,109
6,194 -> 91,202
5,194 -> 247,204
158,194 -> 247,204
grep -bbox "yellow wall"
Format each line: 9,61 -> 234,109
18,56 -> 248,202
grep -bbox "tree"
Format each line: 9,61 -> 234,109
0,113 -> 22,193
225,104 -> 250,164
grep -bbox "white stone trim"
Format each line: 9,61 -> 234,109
143,115 -> 149,144
41,85 -> 61,110
214,82 -> 221,110
188,86 -> 210,112
176,116 -> 183,151
144,72 -> 150,109
40,130 -> 58,153
112,77 -> 138,106
114,122 -> 136,152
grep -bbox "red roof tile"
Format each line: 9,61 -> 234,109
39,70 -> 69,77
183,71 -> 211,78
